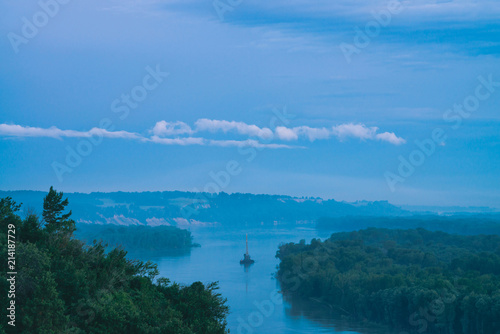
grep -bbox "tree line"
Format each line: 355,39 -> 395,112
276,228 -> 500,334
75,224 -> 200,252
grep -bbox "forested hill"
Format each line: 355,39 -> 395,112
0,190 -> 409,228
276,228 -> 500,334
0,188 -> 229,333
75,224 -> 200,251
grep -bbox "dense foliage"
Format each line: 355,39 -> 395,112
0,188 -> 229,334
276,228 -> 500,334
75,224 -> 200,251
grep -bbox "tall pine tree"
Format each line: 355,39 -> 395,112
42,186 -> 75,234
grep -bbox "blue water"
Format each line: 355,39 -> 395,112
131,227 -> 384,334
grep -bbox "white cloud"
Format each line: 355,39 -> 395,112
90,128 -> 141,139
149,135 -> 205,146
0,123 -> 139,139
274,123 -> 404,145
149,135 -> 297,148
208,139 -> 296,149
152,120 -> 193,136
149,119 -> 404,145
332,123 -> 378,140
294,126 -> 331,141
275,126 -> 330,141
0,120 -> 405,148
275,126 -> 299,141
195,119 -> 274,139
331,123 -> 406,144
375,132 -> 406,145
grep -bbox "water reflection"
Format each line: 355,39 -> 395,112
242,262 -> 253,272
127,247 -> 192,261
283,294 -> 396,334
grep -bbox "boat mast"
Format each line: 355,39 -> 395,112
246,233 -> 249,256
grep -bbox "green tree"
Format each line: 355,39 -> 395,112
0,197 -> 21,223
43,186 -> 75,234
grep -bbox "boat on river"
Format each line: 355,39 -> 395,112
240,233 -> 255,265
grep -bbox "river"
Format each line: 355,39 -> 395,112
130,226 -> 387,334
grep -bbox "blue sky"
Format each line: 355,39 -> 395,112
0,0 -> 499,207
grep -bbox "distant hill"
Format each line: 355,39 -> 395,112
317,215 -> 500,235
400,204 -> 500,214
0,190 -> 410,228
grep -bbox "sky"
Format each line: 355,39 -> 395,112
0,0 -> 499,207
